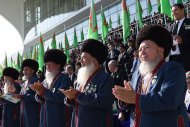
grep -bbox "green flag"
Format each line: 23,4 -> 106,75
122,0 -> 130,44
73,27 -> 78,48
177,0 -> 183,3
10,57 -> 14,68
148,0 -> 152,15
136,0 -> 143,29
60,42 -> 63,51
157,0 -> 161,13
0,64 -> 3,76
51,32 -> 57,49
19,53 -> 23,68
16,52 -> 21,71
4,53 -> 8,68
32,46 -> 37,61
10,58 -> 16,68
64,32 -> 70,62
101,6 -> 108,43
81,29 -> 84,41
160,0 -> 172,18
117,13 -> 121,26
109,17 -> 112,29
23,53 -> 29,60
87,0 -> 99,40
38,34 -> 45,71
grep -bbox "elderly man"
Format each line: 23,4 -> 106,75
30,49 -> 72,127
1,67 -> 21,127
13,59 -> 40,127
108,60 -> 128,87
113,25 -> 189,127
60,39 -> 114,127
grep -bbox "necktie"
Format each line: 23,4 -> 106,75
172,21 -> 179,51
173,21 -> 179,35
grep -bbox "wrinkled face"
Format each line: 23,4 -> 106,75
45,62 -> 60,73
172,6 -> 184,21
80,52 -> 94,67
108,64 -> 116,73
23,67 -> 35,77
138,40 -> 163,62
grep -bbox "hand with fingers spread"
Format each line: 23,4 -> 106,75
112,80 -> 136,104
29,81 -> 45,96
59,87 -> 80,100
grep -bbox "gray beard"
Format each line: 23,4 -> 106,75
139,57 -> 160,76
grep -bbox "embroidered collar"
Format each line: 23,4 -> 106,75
139,59 -> 165,94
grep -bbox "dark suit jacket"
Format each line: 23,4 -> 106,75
107,49 -> 120,61
69,73 -> 77,86
111,67 -> 128,87
169,18 -> 190,71
118,52 -> 130,69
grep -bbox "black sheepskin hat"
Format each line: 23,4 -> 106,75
44,49 -> 66,68
81,39 -> 108,64
21,59 -> 39,73
136,25 -> 173,58
2,67 -> 20,80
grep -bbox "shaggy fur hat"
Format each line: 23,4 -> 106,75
81,39 -> 108,64
21,59 -> 39,73
44,49 -> 66,68
3,67 -> 20,80
136,25 -> 172,58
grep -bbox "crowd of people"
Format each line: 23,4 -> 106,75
0,2 -> 190,127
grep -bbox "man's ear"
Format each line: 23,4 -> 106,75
32,69 -> 36,74
159,47 -> 164,56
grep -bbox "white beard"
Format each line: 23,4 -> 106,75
45,71 -> 56,89
77,62 -> 95,88
139,57 -> 160,76
3,83 -> 10,94
22,74 -> 32,81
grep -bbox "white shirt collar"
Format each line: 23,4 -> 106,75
176,17 -> 185,34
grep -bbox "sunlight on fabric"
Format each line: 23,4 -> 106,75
0,15 -> 23,64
